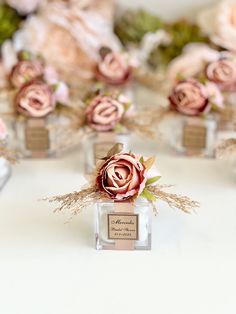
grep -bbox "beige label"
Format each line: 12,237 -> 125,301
182,124 -> 207,150
25,126 -> 50,151
108,214 -> 139,240
94,142 -> 114,163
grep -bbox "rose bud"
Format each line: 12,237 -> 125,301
10,60 -> 44,88
15,81 -> 56,118
96,153 -> 147,200
205,59 -> 236,92
169,78 -> 210,116
86,94 -> 125,132
96,48 -> 132,86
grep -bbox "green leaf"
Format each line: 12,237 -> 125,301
143,156 -> 155,170
140,188 -> 157,202
139,156 -> 144,163
146,176 -> 161,186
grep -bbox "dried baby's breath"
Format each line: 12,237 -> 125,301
216,139 -> 236,160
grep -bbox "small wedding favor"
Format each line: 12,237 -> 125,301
78,91 -> 161,173
8,51 -> 70,158
46,144 -> 199,250
168,78 -> 220,157
0,118 -> 17,191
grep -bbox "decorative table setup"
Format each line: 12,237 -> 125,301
0,0 -> 236,314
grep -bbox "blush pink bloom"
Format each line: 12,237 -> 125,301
10,60 -> 44,88
96,153 -> 147,201
86,94 -> 125,132
205,82 -> 224,110
205,58 -> 236,92
96,52 -> 132,86
0,118 -> 7,140
15,81 -> 55,118
169,79 -> 211,116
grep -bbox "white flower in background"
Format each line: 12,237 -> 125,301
197,0 -> 236,51
167,43 -> 220,83
6,0 -> 41,15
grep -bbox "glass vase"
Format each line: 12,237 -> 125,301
171,115 -> 217,158
95,199 -> 152,250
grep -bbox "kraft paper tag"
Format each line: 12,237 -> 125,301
25,126 -> 50,151
94,142 -> 114,163
182,124 -> 207,150
108,213 -> 139,240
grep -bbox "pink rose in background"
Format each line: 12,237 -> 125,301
167,44 -> 220,83
96,153 -> 147,200
86,94 -> 125,132
15,81 -> 55,118
206,58 -> 236,92
0,119 -> 7,140
10,60 -> 44,88
6,0 -> 41,14
169,79 -> 210,116
96,51 -> 132,86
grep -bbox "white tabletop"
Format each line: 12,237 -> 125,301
0,132 -> 236,314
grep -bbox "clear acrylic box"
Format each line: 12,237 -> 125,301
171,115 -> 217,157
0,157 -> 11,191
83,131 -> 130,174
95,199 -> 152,250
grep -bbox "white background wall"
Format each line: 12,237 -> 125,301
118,0 -> 219,20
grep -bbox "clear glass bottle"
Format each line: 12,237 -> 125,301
83,131 -> 130,174
171,115 -> 217,157
15,113 -> 70,158
216,105 -> 236,145
95,199 -> 152,250
0,157 -> 11,191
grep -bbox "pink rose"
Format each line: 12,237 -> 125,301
86,94 -> 125,132
10,60 -> 44,88
169,79 -> 210,116
15,81 -> 55,118
0,118 -> 7,140
206,59 -> 236,92
96,51 -> 132,86
96,153 -> 147,200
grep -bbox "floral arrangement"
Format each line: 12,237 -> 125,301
45,144 -> 199,214
7,50 -> 69,119
67,90 -> 164,138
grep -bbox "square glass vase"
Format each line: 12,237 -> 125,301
83,131 -> 130,174
216,105 -> 236,146
95,199 -> 152,251
15,113 -> 70,158
171,115 -> 217,158
0,157 -> 11,191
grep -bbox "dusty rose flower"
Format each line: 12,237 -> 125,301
0,119 -> 7,140
205,82 -> 224,109
96,153 -> 147,200
198,0 -> 236,52
10,60 -> 44,88
6,0 -> 40,14
169,79 -> 210,116
206,58 -> 236,92
86,94 -> 125,131
15,81 -> 55,118
96,51 -> 132,86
